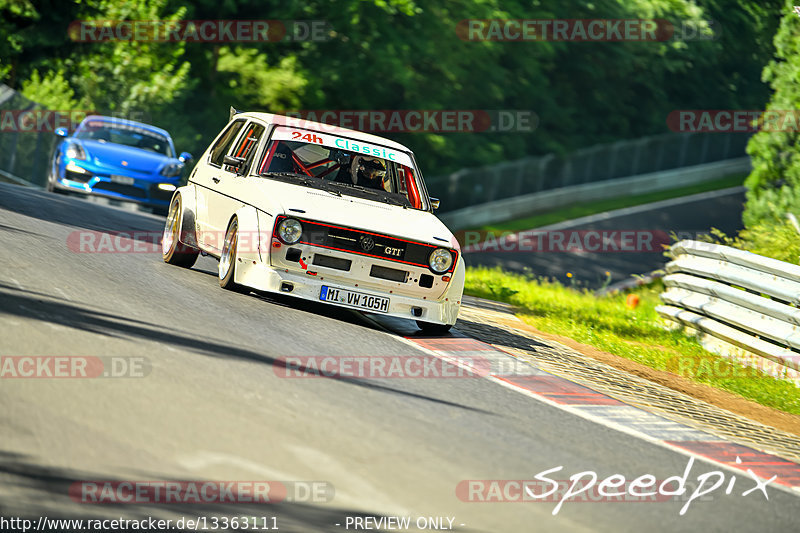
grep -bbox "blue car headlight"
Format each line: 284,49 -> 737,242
160,162 -> 183,177
65,142 -> 87,161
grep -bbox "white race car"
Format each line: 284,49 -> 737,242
162,110 -> 464,333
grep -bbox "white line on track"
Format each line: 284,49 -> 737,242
387,332 -> 800,499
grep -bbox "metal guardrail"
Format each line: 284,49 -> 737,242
428,131 -> 752,213
0,84 -> 58,188
657,240 -> 800,382
439,157 -> 750,230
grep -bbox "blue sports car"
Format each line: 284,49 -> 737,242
48,115 -> 192,214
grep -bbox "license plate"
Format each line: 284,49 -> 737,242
110,175 -> 134,185
320,285 -> 390,313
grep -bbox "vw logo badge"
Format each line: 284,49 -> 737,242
360,236 -> 375,252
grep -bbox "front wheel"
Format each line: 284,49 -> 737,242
162,195 -> 199,268
46,165 -> 59,193
416,321 -> 453,335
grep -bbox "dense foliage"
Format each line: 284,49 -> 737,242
0,0 -> 783,176
744,1 -> 800,227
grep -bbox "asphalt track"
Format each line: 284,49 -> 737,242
465,187 -> 746,289
1,182 -> 798,532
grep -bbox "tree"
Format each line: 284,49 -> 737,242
743,1 -> 800,226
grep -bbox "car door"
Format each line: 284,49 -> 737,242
204,121 -> 268,249
192,119 -> 246,252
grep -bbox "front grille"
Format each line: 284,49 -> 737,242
297,220 -> 450,270
370,265 -> 408,283
92,182 -> 147,199
312,254 -> 352,271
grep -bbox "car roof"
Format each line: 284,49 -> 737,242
81,115 -> 171,138
237,112 -> 412,153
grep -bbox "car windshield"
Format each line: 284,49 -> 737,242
257,135 -> 427,210
75,120 -> 174,157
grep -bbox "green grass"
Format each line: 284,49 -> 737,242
474,174 -> 745,234
465,267 -> 800,416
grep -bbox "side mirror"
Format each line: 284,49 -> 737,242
178,152 -> 192,163
223,155 -> 246,174
430,197 -> 441,210
55,127 -> 69,137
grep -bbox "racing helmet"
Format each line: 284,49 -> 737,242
352,156 -> 387,184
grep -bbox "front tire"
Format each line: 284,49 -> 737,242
162,194 -> 199,268
219,217 -> 248,293
416,321 -> 453,335
46,165 -> 58,193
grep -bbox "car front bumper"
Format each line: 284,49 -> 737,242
234,261 -> 464,326
54,159 -> 178,208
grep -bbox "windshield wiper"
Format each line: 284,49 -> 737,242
261,172 -> 345,197
327,182 -> 409,207
260,171 -> 313,184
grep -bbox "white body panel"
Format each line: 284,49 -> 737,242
173,112 -> 464,326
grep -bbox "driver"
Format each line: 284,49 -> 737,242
351,156 -> 388,191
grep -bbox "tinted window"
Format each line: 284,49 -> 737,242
209,120 -> 245,167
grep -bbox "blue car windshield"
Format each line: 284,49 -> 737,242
75,120 -> 174,157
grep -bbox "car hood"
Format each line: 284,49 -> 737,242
251,179 -> 458,248
79,139 -> 173,174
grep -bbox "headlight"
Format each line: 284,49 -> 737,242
429,248 -> 454,273
160,163 -> 183,177
277,218 -> 303,244
65,142 -> 86,160
157,183 -> 177,192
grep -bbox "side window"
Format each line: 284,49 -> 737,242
209,119 -> 245,167
228,122 -> 266,174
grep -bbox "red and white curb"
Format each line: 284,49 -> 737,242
402,335 -> 800,495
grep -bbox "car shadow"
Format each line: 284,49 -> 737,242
0,283 -> 491,414
0,450 -> 391,533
